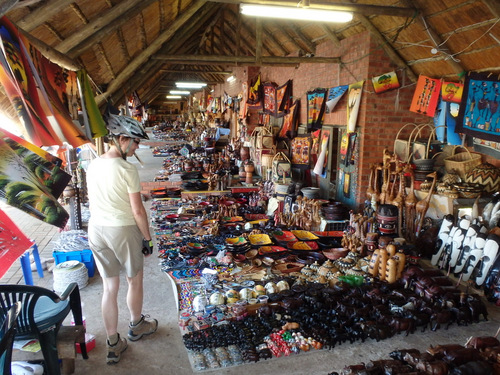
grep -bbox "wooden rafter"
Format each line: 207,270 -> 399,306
159,0 -> 166,32
262,25 -> 289,56
280,26 -> 306,54
138,12 -> 147,50
43,22 -> 64,41
95,0 -> 206,106
55,0 -> 146,54
287,24 -> 316,54
70,3 -> 88,24
116,28 -> 131,62
256,18 -> 262,64
17,0 -> 68,32
153,54 -> 341,64
319,24 -> 341,47
96,42 -> 115,79
355,13 -> 417,82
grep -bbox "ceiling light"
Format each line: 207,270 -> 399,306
166,95 -> 182,99
240,3 -> 353,23
175,82 -> 207,88
227,75 -> 236,82
170,90 -> 190,95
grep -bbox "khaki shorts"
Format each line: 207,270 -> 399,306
88,224 -> 144,278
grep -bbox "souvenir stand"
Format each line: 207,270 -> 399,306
146,119 -> 496,372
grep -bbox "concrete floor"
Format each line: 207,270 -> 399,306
2,143 -> 500,375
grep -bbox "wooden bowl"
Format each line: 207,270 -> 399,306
323,248 -> 349,260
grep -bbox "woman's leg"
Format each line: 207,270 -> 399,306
126,269 -> 144,323
102,276 -> 120,336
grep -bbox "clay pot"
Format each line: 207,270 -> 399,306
245,162 -> 255,173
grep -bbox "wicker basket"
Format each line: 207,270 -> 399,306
444,146 -> 482,180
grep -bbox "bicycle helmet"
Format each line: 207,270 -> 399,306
106,114 -> 149,140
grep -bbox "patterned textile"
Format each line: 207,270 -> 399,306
263,82 -> 277,115
372,71 -> 399,94
276,80 -> 292,117
307,88 -> 327,132
277,100 -> 299,139
456,71 -> 500,142
409,75 -> 442,118
325,85 -> 348,113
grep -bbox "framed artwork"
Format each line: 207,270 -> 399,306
456,71 -> 500,142
263,82 -> 277,115
291,136 -> 311,167
307,88 -> 327,131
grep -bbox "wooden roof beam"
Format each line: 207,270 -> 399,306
16,0 -> 69,32
153,54 -> 341,64
159,69 -> 232,74
400,0 -> 464,78
262,25 -> 289,55
355,14 -> 417,83
320,24 -> 341,47
287,24 -> 316,54
280,26 -> 307,54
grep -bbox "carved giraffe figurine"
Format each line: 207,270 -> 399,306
372,162 -> 382,204
366,164 -> 376,200
378,163 -> 391,205
403,164 -> 418,242
390,168 -> 407,237
415,171 -> 438,236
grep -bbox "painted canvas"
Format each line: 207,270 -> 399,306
325,85 -> 348,113
409,75 -> 442,117
0,138 -> 69,228
347,81 -> 364,132
441,81 -> 464,103
372,71 -> 400,94
278,100 -> 299,139
291,136 -> 311,167
276,80 -> 292,117
307,88 -> 327,131
263,82 -> 277,116
456,71 -> 500,142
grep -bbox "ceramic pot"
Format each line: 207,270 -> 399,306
240,146 -> 250,161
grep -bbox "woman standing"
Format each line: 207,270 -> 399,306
86,114 -> 157,365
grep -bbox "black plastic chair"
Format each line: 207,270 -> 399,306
0,283 -> 88,375
0,302 -> 21,375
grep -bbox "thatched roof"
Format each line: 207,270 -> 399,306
1,0 -> 500,117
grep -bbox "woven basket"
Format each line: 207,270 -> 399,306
444,146 -> 482,180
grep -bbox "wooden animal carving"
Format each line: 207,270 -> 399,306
415,171 -> 438,236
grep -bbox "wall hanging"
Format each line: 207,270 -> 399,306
325,85 -> 348,113
263,82 -> 277,115
456,71 -> 500,142
347,81 -> 364,132
276,80 -> 292,117
371,71 -> 400,94
291,135 -> 311,167
307,88 -> 327,132
278,100 -> 299,139
441,81 -> 464,103
247,74 -> 263,109
409,75 -> 442,118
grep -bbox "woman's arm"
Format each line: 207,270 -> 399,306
129,192 -> 151,240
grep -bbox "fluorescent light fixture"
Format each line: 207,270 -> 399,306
166,95 -> 182,99
175,82 -> 207,88
170,90 -> 190,95
227,75 -> 236,82
240,3 -> 353,23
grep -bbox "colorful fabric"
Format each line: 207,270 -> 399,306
0,137 -> 69,228
278,99 -> 299,139
263,82 -> 277,115
307,88 -> 327,131
409,75 -> 442,118
0,17 -> 89,147
77,69 -> 107,139
276,80 -> 292,117
456,71 -> 500,142
326,85 -> 348,113
247,74 -> 262,108
441,81 -> 464,103
347,81 -> 364,132
0,207 -> 33,279
0,129 -> 71,198
372,71 -> 400,94
291,136 -> 311,167
313,129 -> 330,178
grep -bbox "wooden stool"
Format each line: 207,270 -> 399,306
56,325 -> 85,374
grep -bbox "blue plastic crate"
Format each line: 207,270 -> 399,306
53,249 -> 96,277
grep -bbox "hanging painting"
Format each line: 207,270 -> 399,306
263,82 -> 277,116
307,88 -> 327,132
456,71 -> 500,142
347,81 -> 364,132
0,208 -> 33,279
291,135 -> 311,168
0,138 -> 68,228
247,74 -> 263,109
276,80 -> 292,117
240,81 -> 248,119
77,69 -> 107,139
325,85 -> 348,113
278,99 -> 299,139
0,129 -> 71,198
343,172 -> 351,198
409,75 -> 442,118
372,71 -> 400,94
310,129 -> 321,169
441,81 -> 464,103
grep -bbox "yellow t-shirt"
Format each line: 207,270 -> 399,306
86,157 -> 141,226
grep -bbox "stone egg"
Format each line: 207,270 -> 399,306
239,288 -> 254,300
264,282 -> 277,294
254,284 -> 266,296
276,280 -> 289,292
226,289 -> 240,304
209,292 -> 225,306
